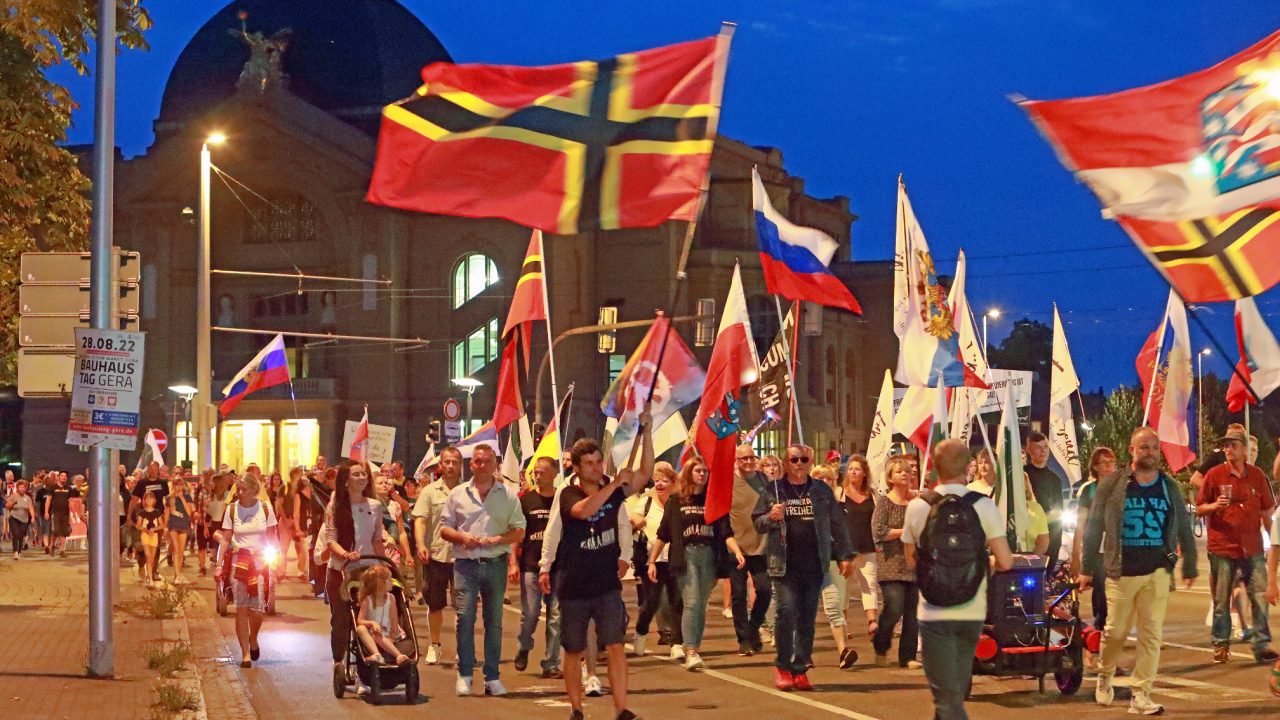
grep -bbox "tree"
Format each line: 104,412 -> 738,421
1081,385 -> 1143,472
987,318 -> 1053,383
0,1 -> 150,384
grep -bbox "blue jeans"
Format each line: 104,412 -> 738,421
454,557 -> 508,681
678,544 -> 718,648
872,580 -> 919,665
920,620 -> 983,720
772,572 -> 824,674
518,570 -> 561,671
1209,553 -> 1272,651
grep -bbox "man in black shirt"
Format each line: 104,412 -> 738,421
33,473 -> 51,552
542,430 -> 652,720
1025,432 -> 1067,566
513,456 -> 562,677
45,472 -> 80,556
753,444 -> 854,692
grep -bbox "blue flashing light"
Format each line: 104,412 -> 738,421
1022,575 -> 1037,590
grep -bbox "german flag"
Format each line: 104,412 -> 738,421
366,34 -> 731,235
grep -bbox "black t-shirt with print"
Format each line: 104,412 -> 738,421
138,508 -> 164,533
669,493 -> 715,547
779,479 -> 822,577
1121,478 -> 1172,577
34,485 -> 51,513
48,486 -> 78,518
519,490 -> 556,572
554,484 -> 625,600
133,478 -> 170,504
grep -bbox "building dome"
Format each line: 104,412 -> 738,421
158,0 -> 451,134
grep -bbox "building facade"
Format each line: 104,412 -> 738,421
20,0 -> 896,473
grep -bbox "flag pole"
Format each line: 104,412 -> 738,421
773,295 -> 805,445
1183,302 -> 1261,406
644,22 -> 735,419
538,234 -> 562,427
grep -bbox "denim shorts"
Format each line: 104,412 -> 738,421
233,576 -> 267,612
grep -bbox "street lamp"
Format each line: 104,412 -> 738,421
168,384 -> 197,469
1197,348 -> 1212,459
983,308 -> 1002,364
452,377 -> 483,432
195,132 -> 225,472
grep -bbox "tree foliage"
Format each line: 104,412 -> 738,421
0,1 -> 150,384
1080,385 -> 1143,471
987,318 -> 1053,383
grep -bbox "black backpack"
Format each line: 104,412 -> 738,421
916,490 -> 989,607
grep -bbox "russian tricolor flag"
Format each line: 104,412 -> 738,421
219,334 -> 291,418
752,167 -> 862,314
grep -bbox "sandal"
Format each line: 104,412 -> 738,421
365,653 -> 385,665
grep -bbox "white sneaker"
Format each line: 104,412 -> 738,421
1128,691 -> 1164,715
1095,674 -> 1114,706
584,675 -> 604,697
670,645 -> 686,661
483,679 -> 507,696
684,652 -> 704,671
632,634 -> 647,656
455,674 -> 472,696
425,643 -> 441,665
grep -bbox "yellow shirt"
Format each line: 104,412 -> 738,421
1024,500 -> 1050,551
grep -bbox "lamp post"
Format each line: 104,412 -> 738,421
168,384 -> 198,468
196,133 -> 225,472
983,308 -> 1002,364
452,377 -> 483,433
1197,348 -> 1212,459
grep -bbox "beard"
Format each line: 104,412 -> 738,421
1134,455 -> 1159,472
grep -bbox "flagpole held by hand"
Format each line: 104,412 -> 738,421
773,295 -> 804,445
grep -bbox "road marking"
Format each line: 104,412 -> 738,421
1126,635 -> 1255,661
1111,673 -> 1273,701
500,604 -> 885,719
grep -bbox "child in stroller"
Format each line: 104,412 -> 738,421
335,556 -> 420,704
356,564 -> 411,666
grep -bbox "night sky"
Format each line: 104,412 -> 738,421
49,1 -> 1280,393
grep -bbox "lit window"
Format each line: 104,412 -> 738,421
174,421 -> 199,470
452,253 -> 499,308
219,420 -> 277,472
608,354 -> 626,384
280,420 -> 320,471
452,317 -> 501,377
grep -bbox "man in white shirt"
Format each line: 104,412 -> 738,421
903,439 -> 1013,720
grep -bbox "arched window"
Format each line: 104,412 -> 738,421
452,253 -> 499,309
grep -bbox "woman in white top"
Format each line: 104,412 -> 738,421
322,460 -> 385,690
214,473 -> 278,668
629,461 -> 679,655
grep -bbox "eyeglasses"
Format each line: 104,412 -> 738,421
788,456 -> 811,464
736,455 -> 757,462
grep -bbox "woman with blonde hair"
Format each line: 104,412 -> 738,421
648,458 -> 745,670
966,447 -> 997,498
870,455 -> 921,668
628,461 -> 680,655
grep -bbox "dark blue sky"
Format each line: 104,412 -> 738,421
52,1 -> 1280,393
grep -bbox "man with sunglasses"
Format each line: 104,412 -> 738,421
753,444 -> 854,691
730,444 -> 772,656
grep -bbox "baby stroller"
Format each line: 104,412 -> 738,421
332,556 -> 420,705
972,555 -> 1087,696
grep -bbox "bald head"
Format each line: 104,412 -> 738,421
933,439 -> 972,483
1129,426 -> 1161,472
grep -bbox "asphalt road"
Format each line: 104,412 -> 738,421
193,559 -> 1280,720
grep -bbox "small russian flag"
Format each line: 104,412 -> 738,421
219,334 -> 291,418
752,167 -> 862,314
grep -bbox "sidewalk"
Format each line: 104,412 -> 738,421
0,550 -> 220,719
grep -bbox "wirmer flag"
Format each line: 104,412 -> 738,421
348,406 -> 370,462
692,265 -> 759,522
865,369 -> 895,495
1227,296 -> 1280,412
493,230 -> 550,432
1136,291 -> 1197,472
752,168 -> 862,314
531,383 -> 575,470
893,180 -> 989,388
219,333 -> 291,418
1048,304 -> 1083,485
601,314 -> 706,469
1019,31 -> 1280,302
367,34 -> 731,235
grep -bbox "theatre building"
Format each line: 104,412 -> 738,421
20,0 -> 895,473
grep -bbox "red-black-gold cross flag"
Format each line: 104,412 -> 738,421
366,34 -> 731,235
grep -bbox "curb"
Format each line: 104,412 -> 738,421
182,588 -> 260,719
168,597 -> 209,720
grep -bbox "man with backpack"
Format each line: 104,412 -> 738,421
902,439 -> 1012,720
1080,426 -> 1198,716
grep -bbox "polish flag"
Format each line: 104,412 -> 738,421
349,406 -> 370,462
1226,297 -> 1280,412
692,265 -> 759,522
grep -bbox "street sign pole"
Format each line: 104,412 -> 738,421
196,142 -> 213,471
87,0 -> 116,677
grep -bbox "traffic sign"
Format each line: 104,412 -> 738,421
17,348 -> 76,397
443,398 -> 462,422
21,251 -> 141,284
151,429 -> 168,454
21,282 -> 140,315
20,314 -> 140,347
444,420 -> 463,443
